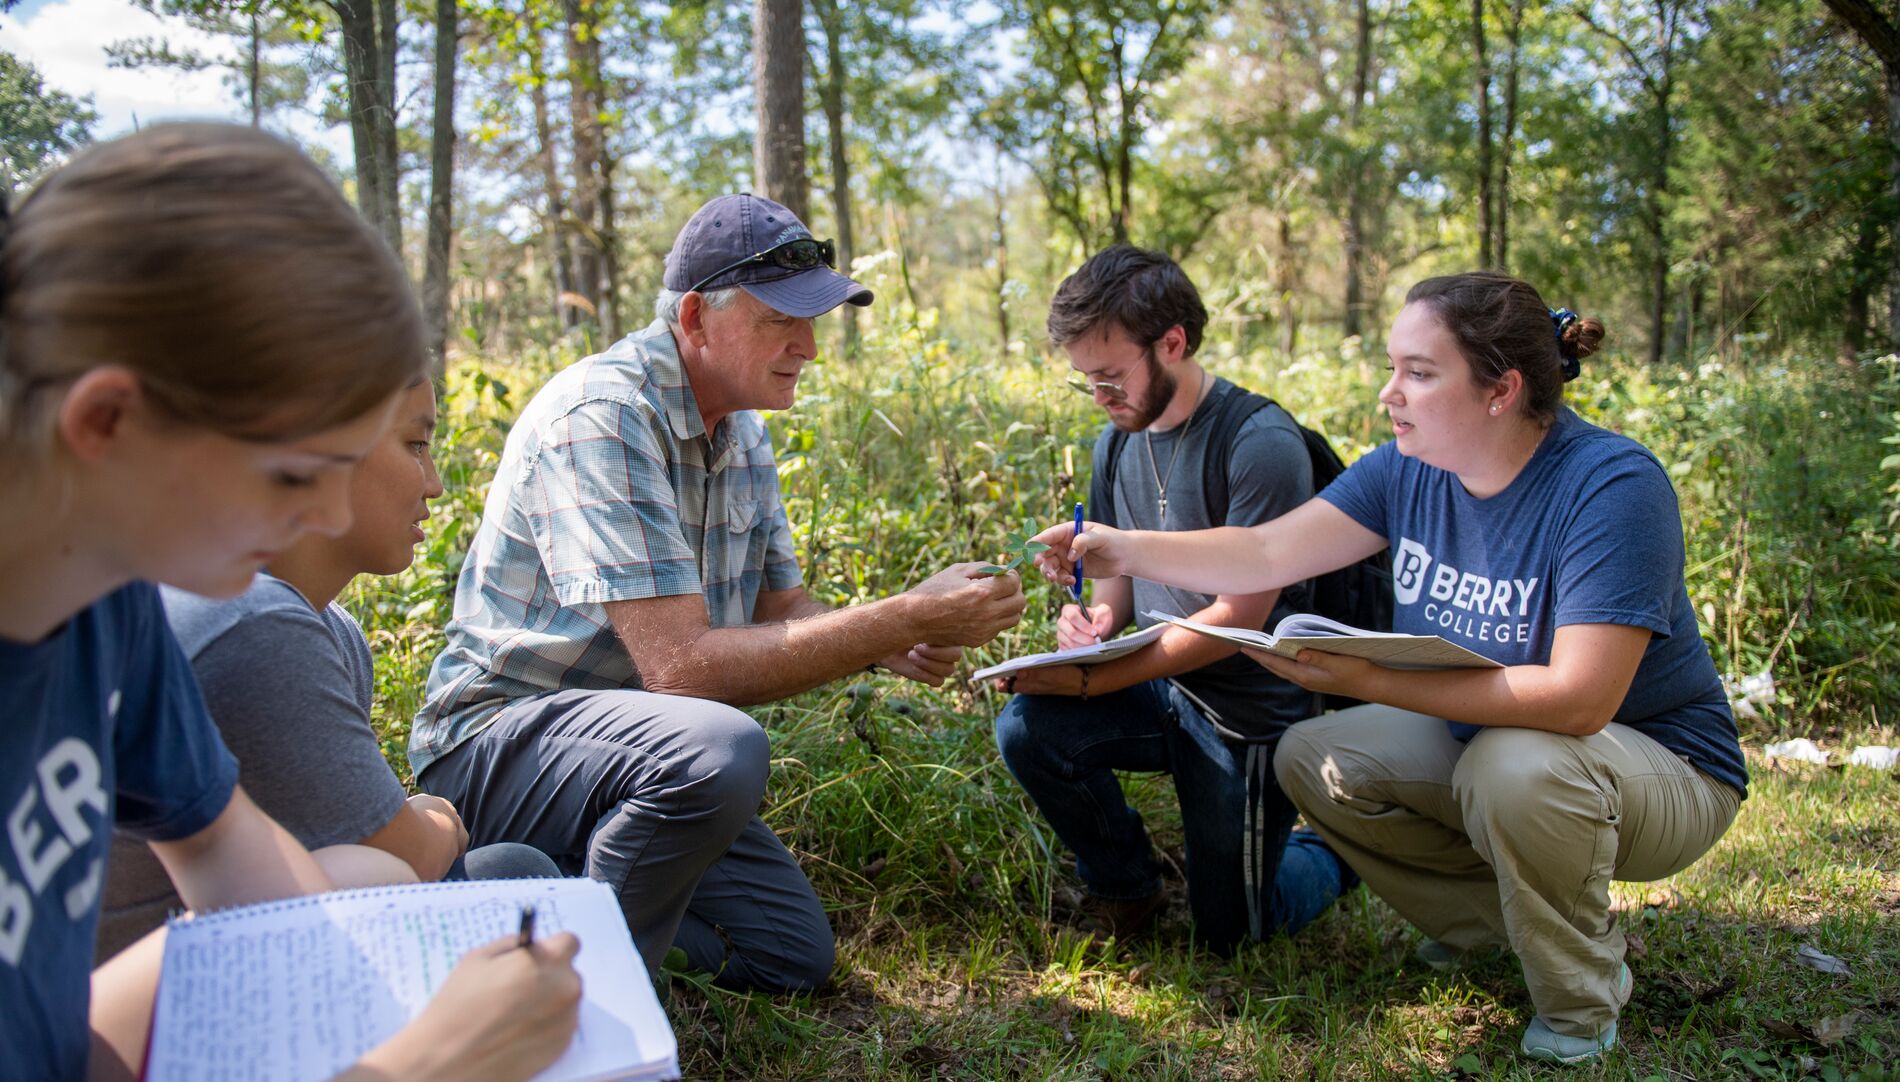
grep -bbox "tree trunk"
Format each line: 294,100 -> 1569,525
814,0 -> 856,356
1845,212 -> 1877,358
1497,0 -> 1524,271
332,0 -> 401,256
1818,0 -> 1900,344
564,0 -> 604,328
1277,213 -> 1298,356
1111,36 -> 1135,245
753,0 -> 808,220
1342,0 -> 1372,340
374,0 -> 399,245
1889,64 -> 1899,344
992,164 -> 1011,354
599,149 -> 621,341
421,0 -> 458,381
247,12 -> 261,126
1471,0 -> 1494,267
527,33 -> 575,329
1647,69 -> 1670,364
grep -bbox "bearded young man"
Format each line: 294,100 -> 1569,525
993,245 -> 1356,952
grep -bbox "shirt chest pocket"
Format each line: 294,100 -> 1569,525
707,498 -> 767,622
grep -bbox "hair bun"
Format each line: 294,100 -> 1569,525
1565,315 -> 1605,361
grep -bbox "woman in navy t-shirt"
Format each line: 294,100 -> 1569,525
1036,271 -> 1745,1064
0,124 -> 581,1080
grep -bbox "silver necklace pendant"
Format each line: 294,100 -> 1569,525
1158,495 -> 1169,519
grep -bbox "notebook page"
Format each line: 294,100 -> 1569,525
146,877 -> 675,1082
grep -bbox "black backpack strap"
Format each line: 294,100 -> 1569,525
1198,384 -> 1276,522
1091,425 -> 1129,525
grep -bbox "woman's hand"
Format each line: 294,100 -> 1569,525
1031,520 -> 1134,586
1244,647 -> 1384,700
350,932 -> 584,1082
1055,603 -> 1117,650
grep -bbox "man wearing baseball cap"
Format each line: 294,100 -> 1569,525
408,194 -> 1026,993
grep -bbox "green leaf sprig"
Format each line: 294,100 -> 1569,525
978,517 -> 1053,576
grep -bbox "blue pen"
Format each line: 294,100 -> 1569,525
1071,502 -> 1085,602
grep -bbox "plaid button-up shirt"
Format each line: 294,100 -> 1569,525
409,320 -> 802,775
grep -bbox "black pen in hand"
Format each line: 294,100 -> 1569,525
516,904 -> 536,950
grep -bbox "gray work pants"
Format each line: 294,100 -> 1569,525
418,688 -> 835,993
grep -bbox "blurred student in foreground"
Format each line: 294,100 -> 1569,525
0,123 -> 579,1081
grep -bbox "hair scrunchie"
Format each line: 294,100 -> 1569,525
1549,307 -> 1581,382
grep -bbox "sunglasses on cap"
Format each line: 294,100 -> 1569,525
688,237 -> 838,294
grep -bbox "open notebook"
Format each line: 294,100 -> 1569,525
970,622 -> 1168,682
145,877 -> 678,1082
1147,611 -> 1502,670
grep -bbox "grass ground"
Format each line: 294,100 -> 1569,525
656,742 -> 1898,1080
350,311 -> 1900,1078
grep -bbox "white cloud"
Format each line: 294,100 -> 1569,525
0,0 -> 239,137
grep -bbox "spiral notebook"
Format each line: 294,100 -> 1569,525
144,877 -> 678,1082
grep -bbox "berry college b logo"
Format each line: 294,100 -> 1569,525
1392,537 -> 1433,606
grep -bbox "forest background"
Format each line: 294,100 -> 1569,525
6,0 -> 1900,1077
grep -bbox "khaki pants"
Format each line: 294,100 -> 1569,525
1274,705 -> 1741,1036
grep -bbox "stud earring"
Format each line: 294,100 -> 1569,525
1489,404 -> 1500,414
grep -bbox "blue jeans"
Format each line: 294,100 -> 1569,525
995,680 -> 1349,951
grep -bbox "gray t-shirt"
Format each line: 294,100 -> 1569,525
1089,376 -> 1318,737
95,575 -> 406,959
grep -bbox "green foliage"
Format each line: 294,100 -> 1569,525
0,50 -> 96,195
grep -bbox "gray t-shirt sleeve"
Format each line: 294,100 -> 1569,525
1223,409 -> 1315,527
190,603 -> 407,850
97,595 -> 406,959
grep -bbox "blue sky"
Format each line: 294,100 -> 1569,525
4,0 -> 259,135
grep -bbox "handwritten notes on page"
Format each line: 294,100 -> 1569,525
147,877 -> 678,1082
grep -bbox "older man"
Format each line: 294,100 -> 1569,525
411,194 -> 1024,992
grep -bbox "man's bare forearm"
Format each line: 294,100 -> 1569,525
620,593 -> 925,706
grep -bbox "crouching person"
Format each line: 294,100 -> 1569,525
410,193 -> 1026,993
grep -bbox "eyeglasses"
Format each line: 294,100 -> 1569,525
688,237 -> 837,294
1065,374 -> 1130,402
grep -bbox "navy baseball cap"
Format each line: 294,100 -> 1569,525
663,193 -> 873,318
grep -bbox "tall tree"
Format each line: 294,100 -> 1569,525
1472,0 -> 1495,266
1341,0 -> 1376,338
1820,0 -> 1900,344
421,0 -> 460,378
331,0 -> 402,255
1494,0 -> 1526,271
984,0 -> 1215,252
806,0 -> 970,355
108,2 -> 322,128
564,0 -> 608,332
810,0 -> 853,350
1578,0 -> 1694,364
754,0 -> 808,219
0,51 -> 96,197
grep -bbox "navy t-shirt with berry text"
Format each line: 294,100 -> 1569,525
1,582 -> 239,1079
1318,408 -> 1747,797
